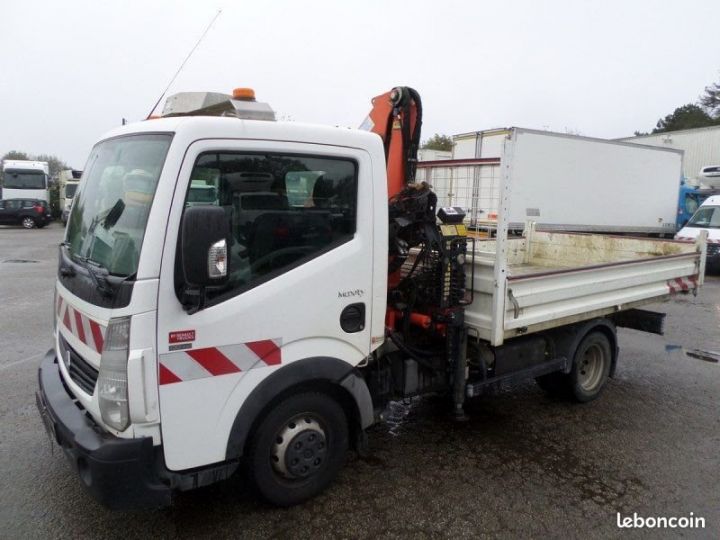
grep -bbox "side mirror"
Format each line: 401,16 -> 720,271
181,206 -> 231,288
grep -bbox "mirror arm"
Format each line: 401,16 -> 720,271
181,285 -> 206,314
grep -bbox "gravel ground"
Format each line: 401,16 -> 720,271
1,222 -> 718,539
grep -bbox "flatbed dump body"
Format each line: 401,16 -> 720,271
466,228 -> 705,345
450,129 -> 707,346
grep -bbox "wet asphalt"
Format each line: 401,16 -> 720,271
0,222 -> 718,539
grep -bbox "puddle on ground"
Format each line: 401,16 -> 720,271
686,349 -> 720,363
382,397 -> 423,437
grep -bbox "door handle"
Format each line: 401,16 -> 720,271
340,303 -> 365,333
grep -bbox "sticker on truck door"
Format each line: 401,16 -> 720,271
168,330 -> 196,350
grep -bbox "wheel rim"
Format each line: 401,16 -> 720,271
577,343 -> 606,391
22,217 -> 35,229
272,415 -> 327,480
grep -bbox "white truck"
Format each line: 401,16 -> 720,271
36,87 -> 706,510
1,159 -> 50,202
57,169 -> 82,225
419,128 -> 683,235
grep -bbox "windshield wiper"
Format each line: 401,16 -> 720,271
75,256 -> 114,297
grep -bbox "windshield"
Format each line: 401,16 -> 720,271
686,205 -> 720,229
66,134 -> 172,276
65,184 -> 78,198
4,170 -> 46,189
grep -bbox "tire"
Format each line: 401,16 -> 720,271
21,216 -> 36,229
536,330 -> 612,402
568,331 -> 612,402
246,392 -> 348,507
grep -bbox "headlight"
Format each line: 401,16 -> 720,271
98,317 -> 130,431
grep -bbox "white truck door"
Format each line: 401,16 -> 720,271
156,139 -> 375,471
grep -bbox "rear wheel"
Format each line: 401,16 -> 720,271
246,392 -> 348,506
21,216 -> 36,229
536,330 -> 612,402
569,331 -> 612,402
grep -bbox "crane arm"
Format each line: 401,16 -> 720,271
366,87 -> 423,199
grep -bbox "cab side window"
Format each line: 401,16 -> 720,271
178,152 -> 358,302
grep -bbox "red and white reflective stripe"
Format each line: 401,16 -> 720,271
159,339 -> 282,385
58,297 -> 106,353
667,275 -> 698,294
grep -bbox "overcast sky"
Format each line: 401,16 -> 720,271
1,0 -> 719,168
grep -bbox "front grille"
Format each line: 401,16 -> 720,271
707,244 -> 719,255
59,335 -> 99,395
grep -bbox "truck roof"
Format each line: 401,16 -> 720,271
2,160 -> 49,171
97,116 -> 383,153
700,195 -> 720,207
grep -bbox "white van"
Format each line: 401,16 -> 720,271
676,194 -> 720,270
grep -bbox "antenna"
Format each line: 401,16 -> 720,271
145,9 -> 223,119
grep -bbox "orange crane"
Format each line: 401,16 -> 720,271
366,87 -> 470,419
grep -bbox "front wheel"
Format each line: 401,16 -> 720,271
21,217 -> 36,229
246,392 -> 348,506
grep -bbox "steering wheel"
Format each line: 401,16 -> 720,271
250,246 -> 316,275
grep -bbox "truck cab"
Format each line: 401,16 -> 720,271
38,103 -> 387,508
1,160 -> 50,202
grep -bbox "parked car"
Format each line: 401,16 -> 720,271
0,198 -> 53,229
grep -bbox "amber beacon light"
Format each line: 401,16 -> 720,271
233,88 -> 256,101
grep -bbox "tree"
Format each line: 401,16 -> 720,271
34,154 -> 69,180
700,79 -> 720,118
651,104 -> 717,134
421,134 -> 453,152
2,150 -> 30,161
34,154 -> 69,217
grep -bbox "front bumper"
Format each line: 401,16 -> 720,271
36,350 -> 171,510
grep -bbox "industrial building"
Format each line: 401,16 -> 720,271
616,125 -> 720,184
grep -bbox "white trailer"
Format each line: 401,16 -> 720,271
419,128 -> 683,235
1,160 -> 50,202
